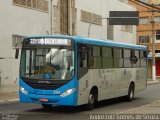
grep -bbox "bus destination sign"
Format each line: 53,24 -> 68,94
24,38 -> 72,46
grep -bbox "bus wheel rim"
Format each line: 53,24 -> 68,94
130,89 -> 133,99
89,94 -> 95,104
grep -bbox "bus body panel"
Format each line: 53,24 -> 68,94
77,68 -> 147,105
134,68 -> 147,93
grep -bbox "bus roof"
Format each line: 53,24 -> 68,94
24,35 -> 147,50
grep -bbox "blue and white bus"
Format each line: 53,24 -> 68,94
19,35 -> 148,109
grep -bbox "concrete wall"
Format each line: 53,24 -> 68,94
0,0 -> 50,89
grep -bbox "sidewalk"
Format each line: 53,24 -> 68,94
0,84 -> 19,103
0,92 -> 18,103
147,78 -> 160,84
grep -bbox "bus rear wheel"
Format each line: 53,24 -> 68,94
41,104 -> 53,110
127,84 -> 134,102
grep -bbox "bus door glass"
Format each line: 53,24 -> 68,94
78,44 -> 88,79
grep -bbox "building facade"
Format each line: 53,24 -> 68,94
129,0 -> 160,78
0,0 -> 50,92
0,0 -> 136,92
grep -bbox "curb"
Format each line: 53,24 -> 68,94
147,80 -> 159,85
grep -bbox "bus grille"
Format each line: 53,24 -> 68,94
23,78 -> 70,90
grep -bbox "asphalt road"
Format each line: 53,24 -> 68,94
0,83 -> 160,120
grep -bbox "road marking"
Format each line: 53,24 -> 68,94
118,99 -> 160,114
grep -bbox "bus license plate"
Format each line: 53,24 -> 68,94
39,98 -> 48,102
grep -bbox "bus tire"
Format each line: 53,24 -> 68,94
127,83 -> 134,102
41,104 -> 53,110
86,87 -> 98,110
86,92 -> 96,110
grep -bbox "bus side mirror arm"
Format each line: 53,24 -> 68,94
15,49 -> 19,59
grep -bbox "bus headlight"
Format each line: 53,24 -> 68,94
60,88 -> 76,97
20,87 -> 28,95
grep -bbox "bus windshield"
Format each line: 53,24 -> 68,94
20,48 -> 74,80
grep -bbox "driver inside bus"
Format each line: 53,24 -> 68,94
44,62 -> 55,73
44,62 -> 55,79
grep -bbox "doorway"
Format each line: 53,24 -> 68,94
156,59 -> 160,76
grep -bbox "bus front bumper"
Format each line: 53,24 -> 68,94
19,90 -> 77,106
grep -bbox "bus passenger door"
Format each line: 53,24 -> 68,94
77,44 -> 90,105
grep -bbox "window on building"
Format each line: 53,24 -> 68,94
156,30 -> 160,40
13,0 -> 49,12
154,16 -> 160,23
12,35 -> 23,49
139,17 -> 148,24
139,36 -> 150,44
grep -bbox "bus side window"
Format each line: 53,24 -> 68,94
78,44 -> 88,79
140,51 -> 147,67
124,49 -> 132,68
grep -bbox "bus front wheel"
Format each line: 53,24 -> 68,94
86,92 -> 96,110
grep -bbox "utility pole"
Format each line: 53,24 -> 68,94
151,3 -> 156,81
